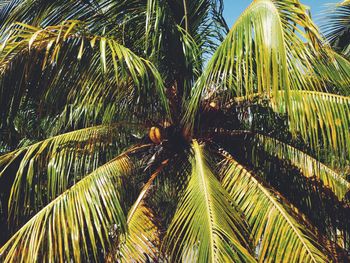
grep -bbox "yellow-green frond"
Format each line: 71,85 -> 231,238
314,49 -> 350,95
254,134 -> 350,200
163,141 -> 256,262
0,154 -> 131,263
116,159 -> 168,261
222,157 -> 334,262
0,123 -> 145,220
0,20 -> 170,123
116,202 -> 160,262
223,90 -> 350,161
183,0 -> 322,128
273,90 -> 350,159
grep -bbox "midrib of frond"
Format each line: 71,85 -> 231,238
1,124 -> 129,158
291,90 -> 350,102
193,141 -> 216,262
225,90 -> 350,108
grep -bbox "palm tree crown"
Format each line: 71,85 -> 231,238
0,0 -> 349,262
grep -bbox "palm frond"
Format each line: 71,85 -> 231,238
0,153 -> 131,262
183,0 -> 323,128
313,48 -> 350,95
209,128 -> 350,201
221,156 -> 334,262
116,202 -> 160,262
0,0 -> 115,33
273,90 -> 350,160
184,1 -> 350,160
322,2 -> 350,56
224,90 -> 350,161
110,158 -> 169,261
254,133 -> 350,200
163,140 -> 255,262
0,123 -> 145,221
0,20 -> 170,126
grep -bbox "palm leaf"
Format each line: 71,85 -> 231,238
0,153 -> 132,262
223,89 -> 350,161
116,201 -> 160,262
116,159 -> 168,261
209,128 -> 350,201
0,20 -> 170,126
254,133 -> 350,200
272,90 -> 350,159
221,155 -> 334,262
313,48 -> 350,95
0,0 -> 101,30
183,0 -> 350,159
0,123 -> 145,221
183,0 -> 323,128
163,140 -> 256,262
322,2 -> 350,56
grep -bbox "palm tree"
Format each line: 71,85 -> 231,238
0,0 -> 349,261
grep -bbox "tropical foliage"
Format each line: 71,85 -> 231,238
0,0 -> 349,262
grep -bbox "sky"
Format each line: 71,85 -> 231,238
223,0 -> 340,28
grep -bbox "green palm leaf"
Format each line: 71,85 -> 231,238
0,0 -> 349,260
117,159 -> 168,261
210,128 -> 350,201
184,0 -> 322,127
273,90 -> 350,159
0,20 -> 170,126
322,1 -> 350,56
183,0 -> 350,160
222,156 -> 334,262
313,49 -> 350,95
223,89 -> 350,160
163,140 -> 256,262
117,201 -> 160,262
0,153 -> 131,262
254,133 -> 350,200
0,123 -> 145,220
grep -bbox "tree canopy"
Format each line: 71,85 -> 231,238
0,0 -> 349,262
